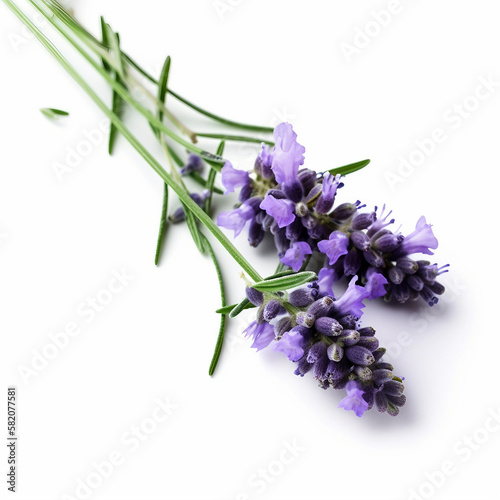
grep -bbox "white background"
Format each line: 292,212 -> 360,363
1,1 -> 499,499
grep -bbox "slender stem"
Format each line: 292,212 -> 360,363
3,0 -> 262,283
27,0 -> 220,162
41,0 -> 274,134
195,132 -> 274,146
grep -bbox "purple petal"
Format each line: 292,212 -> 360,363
217,204 -> 254,237
317,267 -> 337,296
335,275 -> 368,317
221,161 -> 250,194
280,242 -> 312,272
338,380 -> 369,417
271,123 -> 305,185
260,195 -> 296,228
400,216 -> 439,256
274,328 -> 305,361
364,267 -> 389,300
243,321 -> 275,351
317,231 -> 349,265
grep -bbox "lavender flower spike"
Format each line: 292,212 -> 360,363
281,242 -> 312,272
399,216 -> 438,256
338,380 -> 369,417
221,161 -> 250,194
271,123 -> 305,185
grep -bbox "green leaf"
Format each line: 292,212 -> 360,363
202,235 -> 227,377
328,159 -> 370,176
195,132 -> 274,146
204,141 -> 225,214
216,301 -> 256,315
100,19 -> 125,155
154,183 -> 169,265
251,271 -> 317,292
228,297 -> 251,319
40,107 -> 69,119
182,200 -> 205,254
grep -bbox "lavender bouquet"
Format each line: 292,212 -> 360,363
3,0 -> 448,417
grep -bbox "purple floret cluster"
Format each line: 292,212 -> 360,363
244,274 -> 406,417
218,122 -> 448,307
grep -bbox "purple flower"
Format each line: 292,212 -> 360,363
316,173 -> 342,214
317,267 -> 337,296
281,242 -> 312,271
271,123 -> 305,185
217,204 -> 255,237
180,153 -> 203,176
338,380 -> 369,417
400,216 -> 438,256
260,195 -> 295,228
221,161 -> 250,194
364,267 -> 389,300
317,231 -> 349,265
274,328 -> 305,361
243,321 -> 275,351
334,275 -> 367,317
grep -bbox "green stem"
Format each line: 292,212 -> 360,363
195,132 -> 274,146
3,0 -> 262,283
28,0 -> 218,162
39,0 -> 274,134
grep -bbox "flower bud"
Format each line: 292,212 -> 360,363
356,336 -> 379,351
363,249 -> 384,267
308,296 -> 334,318
274,316 -> 293,338
353,365 -> 372,381
263,300 -> 285,322
298,169 -> 317,193
327,343 -> 344,361
345,346 -> 375,366
307,342 -> 327,363
315,317 -> 343,336
373,233 -> 403,252
407,274 -> 424,291
383,380 -> 405,397
343,248 -> 362,276
338,329 -> 360,346
371,369 -> 394,384
330,203 -> 358,221
313,355 -> 329,380
397,258 -> 418,274
351,231 -> 371,251
388,266 -> 405,285
245,287 -> 264,306
351,212 -> 376,230
288,288 -> 317,307
296,312 -> 315,328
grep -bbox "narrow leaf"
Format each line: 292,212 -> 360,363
202,235 -> 227,377
229,297 -> 251,319
216,302 -> 256,315
251,271 -> 317,292
328,159 -> 370,177
154,183 -> 169,265
204,141 -> 225,214
40,107 -> 69,119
